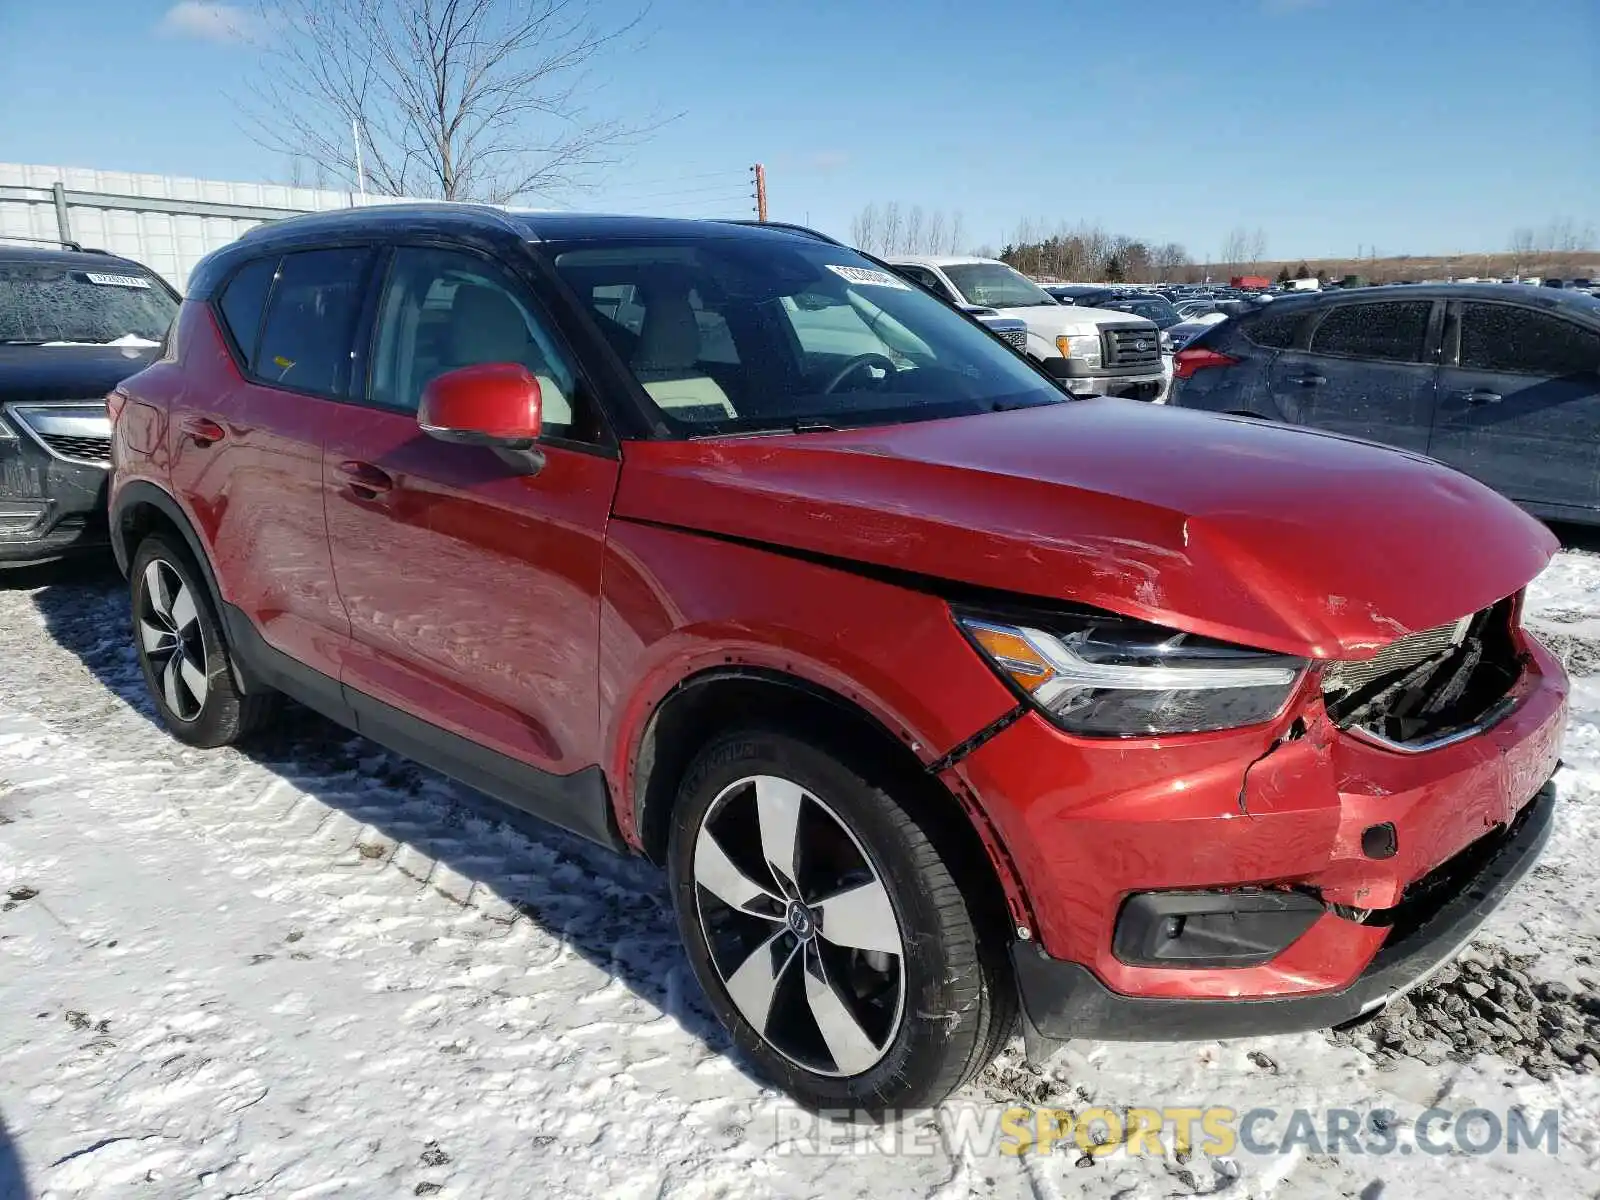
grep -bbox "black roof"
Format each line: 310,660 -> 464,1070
1258,282 -> 1600,313
236,203 -> 829,246
0,242 -> 154,275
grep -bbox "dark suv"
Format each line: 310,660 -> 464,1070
0,241 -> 178,566
110,207 -> 1563,1114
1169,284 -> 1600,523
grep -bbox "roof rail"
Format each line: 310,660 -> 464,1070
715,219 -> 843,246
0,233 -> 85,252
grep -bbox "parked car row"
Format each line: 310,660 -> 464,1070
0,209 -> 1572,1121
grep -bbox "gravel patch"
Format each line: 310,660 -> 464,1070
1330,946 -> 1600,1079
1528,630 -> 1600,675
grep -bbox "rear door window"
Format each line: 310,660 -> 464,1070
254,247 -> 373,397
1309,301 -> 1433,363
217,257 -> 276,366
1459,304 -> 1600,376
1242,307 -> 1305,348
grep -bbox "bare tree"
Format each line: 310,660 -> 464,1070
850,203 -> 880,253
1152,242 -> 1191,279
925,210 -> 946,258
1249,227 -> 1268,269
947,211 -> 966,255
903,205 -> 926,255
881,202 -> 903,255
1219,227 -> 1249,267
241,0 -> 656,203
1509,227 -> 1537,277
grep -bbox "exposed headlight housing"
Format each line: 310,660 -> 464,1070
1054,332 -> 1102,368
958,612 -> 1305,736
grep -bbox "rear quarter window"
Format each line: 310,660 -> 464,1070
217,257 -> 277,365
1240,307 -> 1305,348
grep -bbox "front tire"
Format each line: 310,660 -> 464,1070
668,726 -> 1013,1115
130,533 -> 275,748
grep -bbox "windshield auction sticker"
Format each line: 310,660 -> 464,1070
826,264 -> 912,290
83,273 -> 152,288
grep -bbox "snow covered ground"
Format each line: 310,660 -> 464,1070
0,551 -> 1597,1199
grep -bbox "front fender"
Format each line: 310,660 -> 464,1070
597,519 -> 1019,844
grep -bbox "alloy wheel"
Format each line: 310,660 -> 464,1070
692,774 -> 906,1077
138,559 -> 209,722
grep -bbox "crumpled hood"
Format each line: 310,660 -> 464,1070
614,400 -> 1558,659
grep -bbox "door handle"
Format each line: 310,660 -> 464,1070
1289,373 -> 1327,387
1460,389 -> 1503,406
179,416 -> 225,447
336,460 -> 394,499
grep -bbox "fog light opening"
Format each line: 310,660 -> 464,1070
1362,822 -> 1399,860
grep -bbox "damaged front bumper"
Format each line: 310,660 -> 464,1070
1012,777 -> 1556,1043
948,623 -> 1566,1043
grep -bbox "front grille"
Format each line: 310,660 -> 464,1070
1322,600 -> 1521,748
37,433 -> 112,465
999,327 -> 1028,353
1322,616 -> 1472,695
1102,324 -> 1162,368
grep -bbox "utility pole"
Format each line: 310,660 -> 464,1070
352,119 -> 367,202
751,163 -> 768,222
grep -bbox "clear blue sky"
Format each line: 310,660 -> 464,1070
3,0 -> 1596,260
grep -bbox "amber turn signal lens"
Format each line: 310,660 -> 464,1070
966,625 -> 1053,693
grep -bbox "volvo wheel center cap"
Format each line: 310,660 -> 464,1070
787,902 -> 814,939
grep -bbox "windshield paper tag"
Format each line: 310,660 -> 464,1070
84,273 -> 152,289
826,264 -> 912,291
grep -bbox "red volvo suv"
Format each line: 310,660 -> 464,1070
109,207 -> 1565,1114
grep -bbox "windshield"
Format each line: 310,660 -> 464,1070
941,262 -> 1059,308
550,238 -> 1065,436
0,264 -> 177,344
1124,298 -> 1182,328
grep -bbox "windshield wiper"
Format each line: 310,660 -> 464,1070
991,397 -> 1063,412
691,418 -> 845,439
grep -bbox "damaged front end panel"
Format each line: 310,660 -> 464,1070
1321,598 -> 1523,751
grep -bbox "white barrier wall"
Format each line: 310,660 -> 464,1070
0,163 -> 407,290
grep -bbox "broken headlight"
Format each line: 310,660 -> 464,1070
958,612 -> 1305,736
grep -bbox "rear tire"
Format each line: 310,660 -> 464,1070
129,533 -> 276,748
668,725 -> 1014,1115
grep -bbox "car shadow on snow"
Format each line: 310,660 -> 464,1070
0,1113 -> 28,1200
20,566 -> 753,1085
1548,520 -> 1600,555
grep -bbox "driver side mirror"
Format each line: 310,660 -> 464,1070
419,363 -> 546,472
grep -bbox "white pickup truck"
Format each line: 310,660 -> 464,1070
887,254 -> 1167,400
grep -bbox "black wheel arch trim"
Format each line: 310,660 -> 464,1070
630,665 -> 931,864
112,481 -> 267,695
629,663 -> 1035,943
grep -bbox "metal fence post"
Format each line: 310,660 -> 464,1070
51,182 -> 72,245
